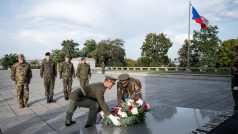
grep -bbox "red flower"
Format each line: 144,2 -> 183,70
135,97 -> 139,101
143,104 -> 148,110
128,106 -> 133,111
114,108 -> 119,113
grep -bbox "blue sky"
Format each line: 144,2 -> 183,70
1,0 -> 238,60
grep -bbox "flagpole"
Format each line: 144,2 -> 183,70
186,1 -> 192,72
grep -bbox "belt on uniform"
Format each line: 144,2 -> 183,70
80,87 -> 87,96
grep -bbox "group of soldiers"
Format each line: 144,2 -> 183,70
11,52 -> 92,107
10,52 -> 142,128
10,49 -> 238,128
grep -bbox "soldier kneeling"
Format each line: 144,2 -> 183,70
117,73 -> 142,105
65,76 -> 121,128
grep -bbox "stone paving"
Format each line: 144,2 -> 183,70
0,70 -> 233,134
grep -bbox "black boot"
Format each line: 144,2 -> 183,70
85,124 -> 93,128
65,96 -> 69,100
65,120 -> 76,126
50,95 -> 56,103
65,112 -> 76,126
46,96 -> 50,103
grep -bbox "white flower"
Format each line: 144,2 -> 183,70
136,99 -> 144,106
126,99 -> 134,106
131,107 -> 138,115
121,112 -> 128,117
127,101 -> 132,106
128,99 -> 134,103
118,109 -> 123,116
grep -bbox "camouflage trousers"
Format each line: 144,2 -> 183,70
79,78 -> 89,88
44,77 -> 55,96
63,77 -> 73,97
16,83 -> 29,105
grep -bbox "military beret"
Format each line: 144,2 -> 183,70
105,75 -> 117,83
81,57 -> 85,61
118,73 -> 129,81
65,54 -> 71,58
45,52 -> 51,56
18,54 -> 25,59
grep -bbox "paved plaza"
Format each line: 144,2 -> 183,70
0,70 -> 233,134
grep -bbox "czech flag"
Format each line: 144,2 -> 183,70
192,7 -> 209,29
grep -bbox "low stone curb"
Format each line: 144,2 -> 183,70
104,71 -> 230,81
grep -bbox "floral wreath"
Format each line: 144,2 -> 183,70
103,98 -> 150,127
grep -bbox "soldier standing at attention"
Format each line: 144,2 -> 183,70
11,54 -> 32,108
76,57 -> 91,88
117,73 -> 142,105
101,61 -> 105,74
40,52 -> 57,103
231,47 -> 238,113
65,76 -> 121,127
60,54 -> 75,100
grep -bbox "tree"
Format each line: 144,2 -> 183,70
141,33 -> 172,66
30,60 -> 40,69
1,53 -> 18,69
90,39 -> 126,67
218,38 -> 238,67
136,57 -> 151,67
126,59 -> 138,67
81,39 -> 96,58
192,25 -> 221,67
51,39 -> 80,63
178,25 -> 221,67
178,40 -> 200,67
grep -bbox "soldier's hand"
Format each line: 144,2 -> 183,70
99,111 -> 105,118
108,114 -> 121,126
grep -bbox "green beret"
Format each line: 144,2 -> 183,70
65,54 -> 71,58
118,74 -> 129,81
105,75 -> 117,83
18,54 -> 25,59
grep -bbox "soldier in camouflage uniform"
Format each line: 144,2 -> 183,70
76,57 -> 91,88
231,47 -> 238,112
65,76 -> 121,127
117,73 -> 142,105
11,54 -> 32,108
40,52 -> 57,103
60,54 -> 75,100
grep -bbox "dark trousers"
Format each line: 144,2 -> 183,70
231,77 -> 238,110
66,98 -> 99,125
44,77 -> 55,97
232,90 -> 238,110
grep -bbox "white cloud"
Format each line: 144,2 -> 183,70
1,0 -> 238,60
21,1 -> 104,27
